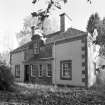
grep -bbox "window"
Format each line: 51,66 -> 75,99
31,64 -> 38,77
15,65 -> 20,78
33,41 -> 39,54
39,64 -> 43,77
60,60 -> 72,80
47,64 -> 52,77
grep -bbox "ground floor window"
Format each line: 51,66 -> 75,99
15,64 -> 20,78
39,64 -> 43,77
47,64 -> 52,77
30,63 -> 52,77
31,64 -> 38,77
60,60 -> 72,80
38,63 -> 52,77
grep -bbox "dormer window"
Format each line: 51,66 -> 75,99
33,40 -> 39,54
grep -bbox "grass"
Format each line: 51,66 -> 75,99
10,82 -> 105,105
1,82 -> 105,104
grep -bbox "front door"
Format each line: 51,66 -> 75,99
24,65 -> 30,83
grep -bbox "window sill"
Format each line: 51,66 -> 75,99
60,77 -> 72,80
38,76 -> 52,78
15,76 -> 20,78
31,75 -> 36,77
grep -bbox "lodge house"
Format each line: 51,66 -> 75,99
10,13 -> 95,87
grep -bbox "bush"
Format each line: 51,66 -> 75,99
0,64 -> 15,91
92,70 -> 105,94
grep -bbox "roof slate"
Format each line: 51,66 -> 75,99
10,28 -> 87,55
46,28 -> 87,44
10,41 -> 32,54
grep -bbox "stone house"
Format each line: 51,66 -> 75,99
10,13 -> 94,87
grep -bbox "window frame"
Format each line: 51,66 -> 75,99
60,60 -> 72,80
31,64 -> 38,77
39,64 -> 43,77
15,64 -> 20,78
33,40 -> 39,54
47,64 -> 52,77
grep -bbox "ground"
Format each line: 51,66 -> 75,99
9,82 -> 105,105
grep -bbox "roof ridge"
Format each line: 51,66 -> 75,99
10,41 -> 32,54
67,27 -> 86,33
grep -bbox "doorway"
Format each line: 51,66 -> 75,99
24,65 -> 30,83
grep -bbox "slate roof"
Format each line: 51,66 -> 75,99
10,28 -> 87,55
46,28 -> 87,44
10,41 -> 32,54
10,39 -> 53,62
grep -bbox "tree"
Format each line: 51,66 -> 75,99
0,63 -> 14,91
87,13 -> 105,46
95,19 -> 105,45
17,0 -> 92,46
87,13 -> 100,37
31,0 -> 92,34
16,14 -> 52,46
32,0 -> 92,32
31,0 -> 63,33
16,15 -> 32,46
0,51 -> 10,66
87,16 -> 105,88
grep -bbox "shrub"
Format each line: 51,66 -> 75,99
92,70 -> 105,95
0,64 -> 15,91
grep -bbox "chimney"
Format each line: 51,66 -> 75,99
31,26 -> 35,36
60,13 -> 65,32
31,26 -> 40,41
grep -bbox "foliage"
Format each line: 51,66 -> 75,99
17,0 -> 92,46
87,13 -> 105,46
95,20 -> 105,45
0,51 -> 10,66
0,63 -> 15,92
31,0 -> 64,31
92,70 -> 105,96
87,13 -> 100,36
16,15 -> 32,46
11,83 -> 105,104
31,0 -> 93,36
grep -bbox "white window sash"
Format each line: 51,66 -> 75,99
39,64 -> 43,77
31,64 -> 37,77
15,64 -> 20,78
62,62 -> 71,78
47,64 -> 52,77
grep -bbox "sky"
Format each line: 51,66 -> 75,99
0,0 -> 105,52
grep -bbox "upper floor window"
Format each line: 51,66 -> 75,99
47,64 -> 52,77
33,40 -> 39,54
15,64 -> 20,78
60,60 -> 72,80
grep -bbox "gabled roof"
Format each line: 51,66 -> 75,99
46,28 -> 87,44
10,41 -> 32,54
10,28 -> 87,54
45,31 -> 61,38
